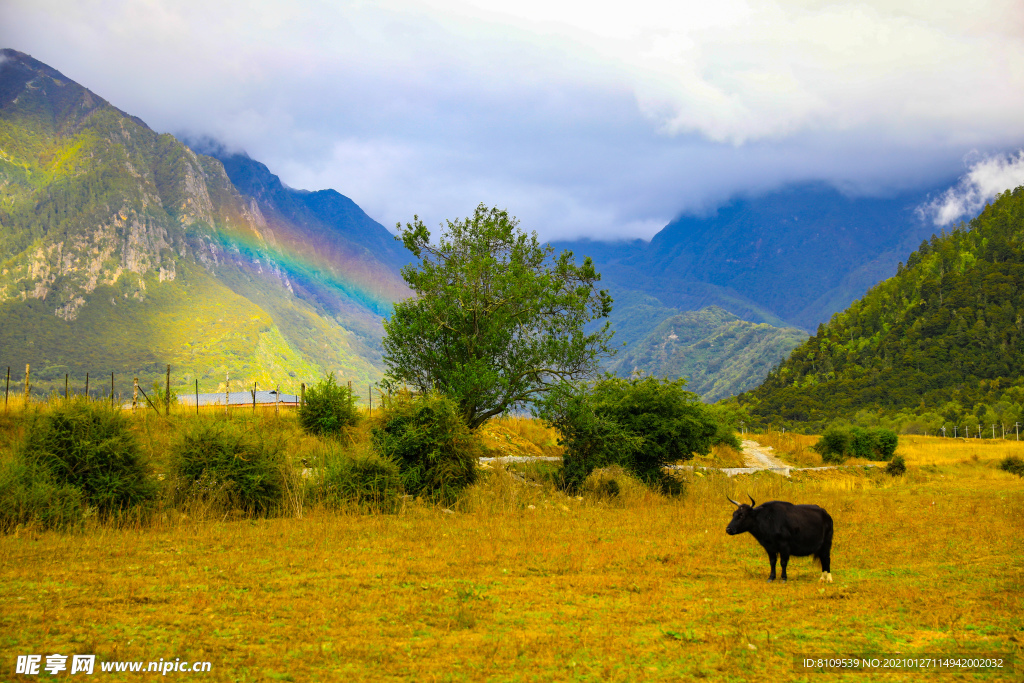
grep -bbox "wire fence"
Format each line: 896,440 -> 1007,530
2,364 -> 382,418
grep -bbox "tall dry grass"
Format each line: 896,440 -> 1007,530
2,410 -> 1022,680
748,430 -> 822,467
2,452 -> 1021,681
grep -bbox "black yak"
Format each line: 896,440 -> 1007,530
726,496 -> 833,582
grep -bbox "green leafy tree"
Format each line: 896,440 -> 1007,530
382,204 -> 614,429
537,375 -> 722,491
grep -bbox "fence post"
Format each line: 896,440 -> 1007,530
111,372 -> 114,408
65,374 -> 69,400
225,372 -> 230,416
166,364 -> 171,416
348,380 -> 353,413
85,372 -> 89,401
301,382 -> 305,407
24,364 -> 30,406
133,377 -> 139,413
195,379 -> 199,416
253,382 -> 257,414
4,366 -> 9,413
276,384 -> 280,417
369,384 -> 372,416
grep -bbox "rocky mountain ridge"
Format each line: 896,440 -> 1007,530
0,48 -> 400,393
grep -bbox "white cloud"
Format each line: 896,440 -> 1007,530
2,0 -> 1024,239
918,151 -> 1024,225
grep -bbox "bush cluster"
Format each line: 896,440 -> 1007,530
537,376 -> 727,493
814,426 -> 898,463
885,455 -> 907,476
299,373 -> 359,436
316,442 -> 403,513
12,400 -> 156,524
999,456 -> 1024,477
371,392 -> 479,505
171,420 -> 287,514
0,457 -> 85,532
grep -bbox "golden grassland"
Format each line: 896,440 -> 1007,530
1,408 -> 1022,682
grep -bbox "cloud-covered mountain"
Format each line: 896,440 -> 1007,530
558,182 -> 946,334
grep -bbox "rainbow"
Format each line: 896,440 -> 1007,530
211,222 -> 407,318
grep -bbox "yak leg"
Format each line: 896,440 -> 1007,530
779,553 -> 790,582
818,535 -> 834,583
766,551 -> 778,581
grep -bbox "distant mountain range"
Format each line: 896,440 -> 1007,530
0,48 -> 405,396
0,48 -> 974,405
557,179 -> 953,399
557,182 -> 945,332
604,300 -> 807,402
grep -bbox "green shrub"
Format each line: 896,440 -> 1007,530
814,428 -> 851,464
371,392 -> 479,505
0,456 -> 85,532
999,456 -> 1024,477
537,376 -> 720,492
19,399 -> 156,517
849,427 -> 874,459
299,373 -> 359,436
815,426 -> 898,463
869,428 -> 899,460
316,443 -> 403,513
171,420 -> 287,514
535,383 -> 643,493
885,454 -> 907,476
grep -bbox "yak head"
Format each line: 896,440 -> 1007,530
725,495 -> 758,535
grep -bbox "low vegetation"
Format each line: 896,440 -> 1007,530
0,412 -> 1020,680
814,426 -> 899,464
537,375 -> 731,492
297,372 -> 359,436
171,419 -> 289,515
999,455 -> 1024,477
371,391 -> 480,505
7,398 -> 157,526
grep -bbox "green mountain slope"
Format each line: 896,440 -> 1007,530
739,185 -> 1024,431
0,49 -> 397,396
606,304 -> 807,401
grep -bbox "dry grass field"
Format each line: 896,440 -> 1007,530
1,409 -> 1022,681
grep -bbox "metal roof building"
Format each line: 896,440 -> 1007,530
178,390 -> 300,407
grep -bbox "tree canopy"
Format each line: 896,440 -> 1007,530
382,204 -> 614,428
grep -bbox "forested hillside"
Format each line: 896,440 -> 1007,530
740,186 -> 1024,433
606,304 -> 806,401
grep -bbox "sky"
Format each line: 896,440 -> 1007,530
3,0 -> 1024,240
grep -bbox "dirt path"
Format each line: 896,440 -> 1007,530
740,439 -> 790,469
480,439 -> 876,478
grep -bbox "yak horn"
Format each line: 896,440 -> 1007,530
748,495 -> 756,507
727,496 -> 741,507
